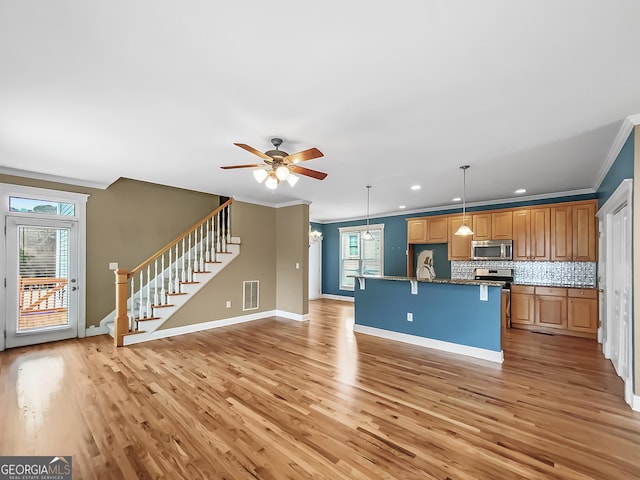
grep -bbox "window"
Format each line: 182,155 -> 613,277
339,224 -> 384,290
9,196 -> 76,216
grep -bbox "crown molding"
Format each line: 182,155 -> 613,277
233,195 -> 311,209
0,166 -> 112,190
593,114 -> 640,190
312,188 -> 595,224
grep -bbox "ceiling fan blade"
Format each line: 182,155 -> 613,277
220,164 -> 262,170
291,165 -> 328,180
283,147 -> 324,164
234,143 -> 272,161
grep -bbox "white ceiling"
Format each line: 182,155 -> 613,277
1,1 -> 640,222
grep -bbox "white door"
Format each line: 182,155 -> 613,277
5,217 -> 79,348
309,239 -> 322,300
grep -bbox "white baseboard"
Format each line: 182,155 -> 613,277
275,310 -> 309,322
632,394 -> 640,412
321,294 -> 354,303
85,326 -> 109,337
124,309 -> 308,344
353,324 -> 504,364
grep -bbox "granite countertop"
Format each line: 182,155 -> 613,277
355,275 -> 505,287
512,283 -> 598,290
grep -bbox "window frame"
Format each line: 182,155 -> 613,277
338,223 -> 384,291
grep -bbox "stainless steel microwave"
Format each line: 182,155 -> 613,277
471,240 -> 513,260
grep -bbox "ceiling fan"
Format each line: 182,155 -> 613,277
221,138 -> 327,189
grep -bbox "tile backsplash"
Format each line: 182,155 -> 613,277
451,261 -> 597,287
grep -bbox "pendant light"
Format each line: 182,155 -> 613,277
454,165 -> 474,236
363,185 -> 374,240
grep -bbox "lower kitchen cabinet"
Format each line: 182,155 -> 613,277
510,285 -> 597,338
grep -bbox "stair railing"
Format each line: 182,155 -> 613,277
113,198 -> 233,346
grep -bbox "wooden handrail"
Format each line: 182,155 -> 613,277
128,198 -> 233,278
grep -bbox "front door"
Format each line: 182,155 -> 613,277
5,217 -> 79,348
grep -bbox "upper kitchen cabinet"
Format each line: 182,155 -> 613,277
448,215 -> 473,260
473,211 -> 512,241
513,208 -> 550,261
550,200 -> 597,262
407,218 -> 428,243
407,216 -> 448,244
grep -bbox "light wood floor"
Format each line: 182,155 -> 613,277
1,299 -> 639,479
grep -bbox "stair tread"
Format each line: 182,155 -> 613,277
151,304 -> 175,308
180,281 -> 200,285
136,316 -> 161,322
122,330 -> 146,336
167,292 -> 188,296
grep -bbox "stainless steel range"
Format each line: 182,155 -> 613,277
474,268 -> 514,328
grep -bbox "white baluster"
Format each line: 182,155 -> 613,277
216,212 -> 221,254
130,277 -> 135,330
226,203 -> 231,245
161,254 -> 166,305
175,244 -> 181,293
187,234 -> 193,282
205,218 -> 211,263
181,239 -> 186,283
154,259 -> 159,307
222,208 -> 227,252
168,248 -> 173,294
199,224 -> 205,272
146,265 -> 152,318
193,229 -> 199,274
139,271 -> 144,319
212,217 -> 217,263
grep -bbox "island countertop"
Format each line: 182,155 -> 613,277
355,275 -> 505,288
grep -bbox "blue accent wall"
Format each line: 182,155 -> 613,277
319,193 -> 596,297
354,278 -> 502,352
598,129 -> 634,207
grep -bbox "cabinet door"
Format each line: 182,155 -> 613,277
567,297 -> 598,334
407,219 -> 428,243
550,205 -> 572,261
447,215 -> 473,260
536,295 -> 567,329
427,216 -> 448,243
511,293 -> 535,325
572,201 -> 597,261
512,210 -> 531,261
491,211 -> 513,240
530,207 -> 550,260
472,214 -> 492,241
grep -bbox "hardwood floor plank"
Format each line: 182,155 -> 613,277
1,298 -> 640,479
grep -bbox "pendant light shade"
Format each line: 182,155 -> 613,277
454,165 -> 474,236
363,185 -> 374,240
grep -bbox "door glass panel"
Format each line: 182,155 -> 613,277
17,225 -> 70,332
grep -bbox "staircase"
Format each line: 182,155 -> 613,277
107,199 -> 239,346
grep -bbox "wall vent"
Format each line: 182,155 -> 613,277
243,280 -> 259,311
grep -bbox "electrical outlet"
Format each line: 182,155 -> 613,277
295,262 -> 300,269
226,301 -> 231,308
407,312 -> 413,322
480,285 -> 488,301
108,262 -> 118,270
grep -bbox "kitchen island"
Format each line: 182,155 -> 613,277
353,276 -> 504,363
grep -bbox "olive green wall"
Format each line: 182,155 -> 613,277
160,201 -> 278,329
276,204 -> 309,315
0,174 -> 219,327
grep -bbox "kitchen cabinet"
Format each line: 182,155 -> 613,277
535,287 -> 567,330
511,285 -> 597,338
511,285 -> 535,326
568,288 -> 598,334
513,208 -> 550,261
550,201 -> 597,261
492,211 -> 513,240
473,212 -> 512,241
447,215 -> 473,260
407,218 -> 428,243
407,216 -> 448,244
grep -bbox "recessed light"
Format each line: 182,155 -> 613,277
452,197 -> 462,202
411,185 -> 421,191
399,205 -> 406,209
515,188 -> 526,194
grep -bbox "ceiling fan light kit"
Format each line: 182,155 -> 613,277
221,138 -> 327,190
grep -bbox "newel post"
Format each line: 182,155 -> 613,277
114,268 -> 129,347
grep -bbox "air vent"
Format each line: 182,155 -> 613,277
243,280 -> 259,311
